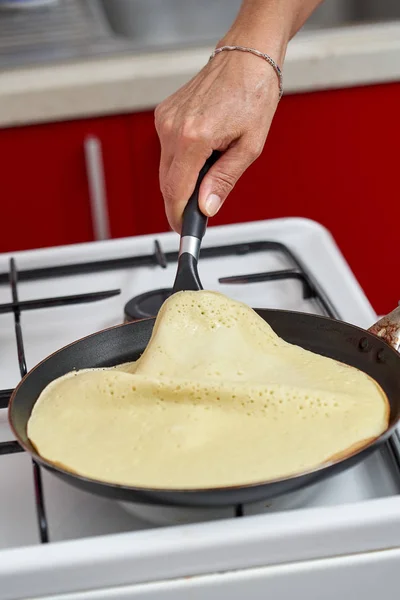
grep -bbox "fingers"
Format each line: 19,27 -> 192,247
158,118 -> 215,232
198,135 -> 264,217
155,108 -> 176,196
163,148 -> 212,233
154,52 -> 276,231
159,130 -> 265,231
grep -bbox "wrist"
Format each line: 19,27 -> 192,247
218,0 -> 302,66
218,25 -> 288,67
209,46 -> 283,100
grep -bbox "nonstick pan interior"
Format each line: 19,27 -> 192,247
9,309 -> 400,507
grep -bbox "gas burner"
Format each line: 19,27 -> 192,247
124,288 -> 173,321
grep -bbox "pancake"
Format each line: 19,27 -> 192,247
27,290 -> 389,489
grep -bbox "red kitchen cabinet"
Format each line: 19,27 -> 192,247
0,114 -> 136,253
1,82 -> 398,314
129,83 -> 400,315
127,110 -> 170,235
96,115 -> 139,240
221,82 -> 400,316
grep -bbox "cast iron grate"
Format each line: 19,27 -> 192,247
0,257 -> 121,542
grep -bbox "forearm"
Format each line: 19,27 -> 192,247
220,0 -> 324,63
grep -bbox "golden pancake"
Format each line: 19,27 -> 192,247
27,291 -> 389,489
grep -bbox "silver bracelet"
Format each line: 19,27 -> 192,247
209,45 -> 283,99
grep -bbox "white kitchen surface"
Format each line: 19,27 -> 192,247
0,218 -> 399,600
0,21 -> 400,127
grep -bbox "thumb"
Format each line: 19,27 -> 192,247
199,137 -> 262,217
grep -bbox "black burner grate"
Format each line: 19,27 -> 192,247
0,389 -> 12,410
0,257 -> 121,543
122,241 -> 338,321
0,240 -> 346,314
9,258 -> 48,542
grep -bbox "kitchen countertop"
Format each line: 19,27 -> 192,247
0,21 -> 400,128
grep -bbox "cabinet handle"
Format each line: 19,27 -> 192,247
84,135 -> 111,241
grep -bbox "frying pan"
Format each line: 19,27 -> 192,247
9,152 -> 400,507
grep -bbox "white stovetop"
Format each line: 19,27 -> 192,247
0,218 -> 399,600
0,217 -> 377,390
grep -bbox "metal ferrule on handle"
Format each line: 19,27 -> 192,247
180,150 -> 221,242
172,151 -> 221,294
178,236 -> 201,260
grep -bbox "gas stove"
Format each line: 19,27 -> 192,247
1,218 -> 400,600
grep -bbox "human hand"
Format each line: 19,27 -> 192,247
155,49 -> 282,232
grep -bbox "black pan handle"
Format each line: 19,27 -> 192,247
181,150 -> 221,241
172,150 -> 221,293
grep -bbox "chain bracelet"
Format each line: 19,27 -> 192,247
209,45 -> 283,99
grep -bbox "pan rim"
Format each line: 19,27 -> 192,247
8,308 -> 400,496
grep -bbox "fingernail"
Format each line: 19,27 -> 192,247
205,194 -> 222,217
